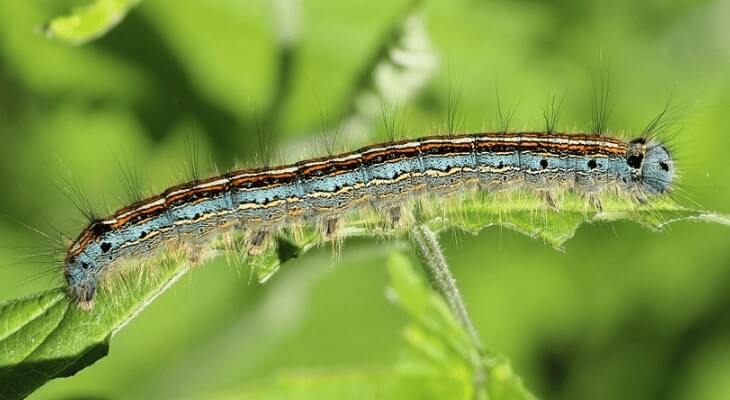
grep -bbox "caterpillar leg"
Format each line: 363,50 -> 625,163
587,194 -> 603,212
323,217 -> 340,240
539,191 -> 560,211
246,229 -> 270,256
388,206 -> 402,227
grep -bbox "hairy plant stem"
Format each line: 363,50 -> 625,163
408,224 -> 487,396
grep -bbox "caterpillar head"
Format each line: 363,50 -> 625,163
64,223 -> 107,310
627,138 -> 674,195
64,251 -> 98,310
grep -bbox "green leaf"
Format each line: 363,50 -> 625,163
43,0 -> 141,45
250,196 -> 730,279
424,195 -> 730,251
0,258 -> 190,399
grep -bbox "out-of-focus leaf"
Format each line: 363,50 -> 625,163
206,252 -> 535,400
43,0 -> 141,45
340,0 -> 439,138
208,369 -> 468,400
280,0 -> 438,156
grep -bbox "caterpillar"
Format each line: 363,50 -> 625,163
64,131 -> 673,309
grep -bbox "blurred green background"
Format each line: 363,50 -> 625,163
1,0 -> 730,398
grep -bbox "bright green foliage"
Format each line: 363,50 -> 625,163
44,0 -> 141,45
1,0 -> 730,399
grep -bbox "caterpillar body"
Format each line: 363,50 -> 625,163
64,132 -> 674,309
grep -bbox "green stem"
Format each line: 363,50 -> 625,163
409,224 -> 487,396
